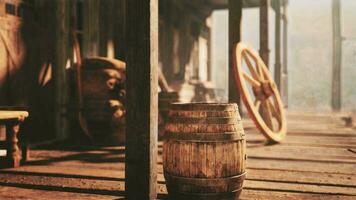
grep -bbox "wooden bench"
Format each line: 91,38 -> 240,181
0,111 -> 29,168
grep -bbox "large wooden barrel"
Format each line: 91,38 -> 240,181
81,57 -> 126,145
163,103 -> 246,200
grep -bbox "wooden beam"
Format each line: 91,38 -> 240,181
125,0 -> 158,199
259,0 -> 270,67
282,0 -> 288,107
274,0 -> 282,91
331,0 -> 342,111
159,1 -> 174,82
259,0 -> 273,129
54,0 -> 69,140
228,0 -> 242,107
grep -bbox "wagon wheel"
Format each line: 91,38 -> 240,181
233,43 -> 286,142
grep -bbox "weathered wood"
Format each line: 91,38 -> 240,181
80,57 -> 126,145
125,0 -> 158,199
241,189 -> 356,200
53,1 -> 69,140
245,168 -> 356,187
247,132 -> 356,149
247,158 -> 356,175
331,0 -> 342,111
259,0 -> 270,66
228,0 -> 242,107
233,43 -> 286,142
0,110 -> 28,168
247,145 -> 356,164
163,103 -> 246,200
274,0 -> 282,91
244,180 -> 356,196
0,111 -> 28,120
281,0 -> 288,106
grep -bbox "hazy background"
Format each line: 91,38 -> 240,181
211,0 -> 356,112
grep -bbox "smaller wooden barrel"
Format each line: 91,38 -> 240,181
163,103 -> 246,200
158,91 -> 179,139
159,91 -> 179,119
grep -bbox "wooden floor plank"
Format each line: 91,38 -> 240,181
0,186 -> 122,200
247,145 -> 356,163
240,189 -> 356,200
247,158 -> 356,175
244,180 -> 356,196
246,168 -> 356,187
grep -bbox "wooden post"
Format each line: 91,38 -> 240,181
83,0 -> 100,57
259,0 -> 273,129
125,0 -> 158,199
54,1 -> 69,140
274,0 -> 282,91
332,0 -> 342,111
282,0 -> 289,107
159,1 -> 174,83
228,0 -> 242,107
259,0 -> 270,66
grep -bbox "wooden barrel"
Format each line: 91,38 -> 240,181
81,57 -> 126,145
163,103 -> 246,200
159,91 -> 179,119
158,91 -> 179,139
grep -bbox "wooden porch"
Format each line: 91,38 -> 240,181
1,113 -> 355,199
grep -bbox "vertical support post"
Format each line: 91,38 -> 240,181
125,0 -> 158,199
54,1 -> 69,140
282,0 -> 289,107
332,0 -> 342,111
259,0 -> 273,129
259,0 -> 270,66
228,0 -> 242,107
274,0 -> 282,90
83,0 -> 100,57
159,1 -> 174,83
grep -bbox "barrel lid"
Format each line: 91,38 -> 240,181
169,103 -> 239,111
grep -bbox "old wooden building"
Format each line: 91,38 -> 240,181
0,0 -> 355,199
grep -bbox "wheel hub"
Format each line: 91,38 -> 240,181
252,80 -> 275,101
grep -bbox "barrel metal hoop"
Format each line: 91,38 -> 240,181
165,172 -> 246,183
166,117 -> 241,124
165,172 -> 246,193
168,187 -> 243,197
169,103 -> 239,111
164,131 -> 245,142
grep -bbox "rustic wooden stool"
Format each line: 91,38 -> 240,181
0,111 -> 29,168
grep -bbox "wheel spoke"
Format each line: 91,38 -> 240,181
245,50 -> 264,80
242,51 -> 261,81
267,98 -> 281,123
243,72 -> 261,87
256,61 -> 265,80
254,99 -> 261,111
261,101 -> 274,130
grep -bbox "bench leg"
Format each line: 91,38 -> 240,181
21,142 -> 30,162
6,122 -> 21,168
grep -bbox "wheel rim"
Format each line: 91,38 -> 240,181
233,43 -> 287,142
